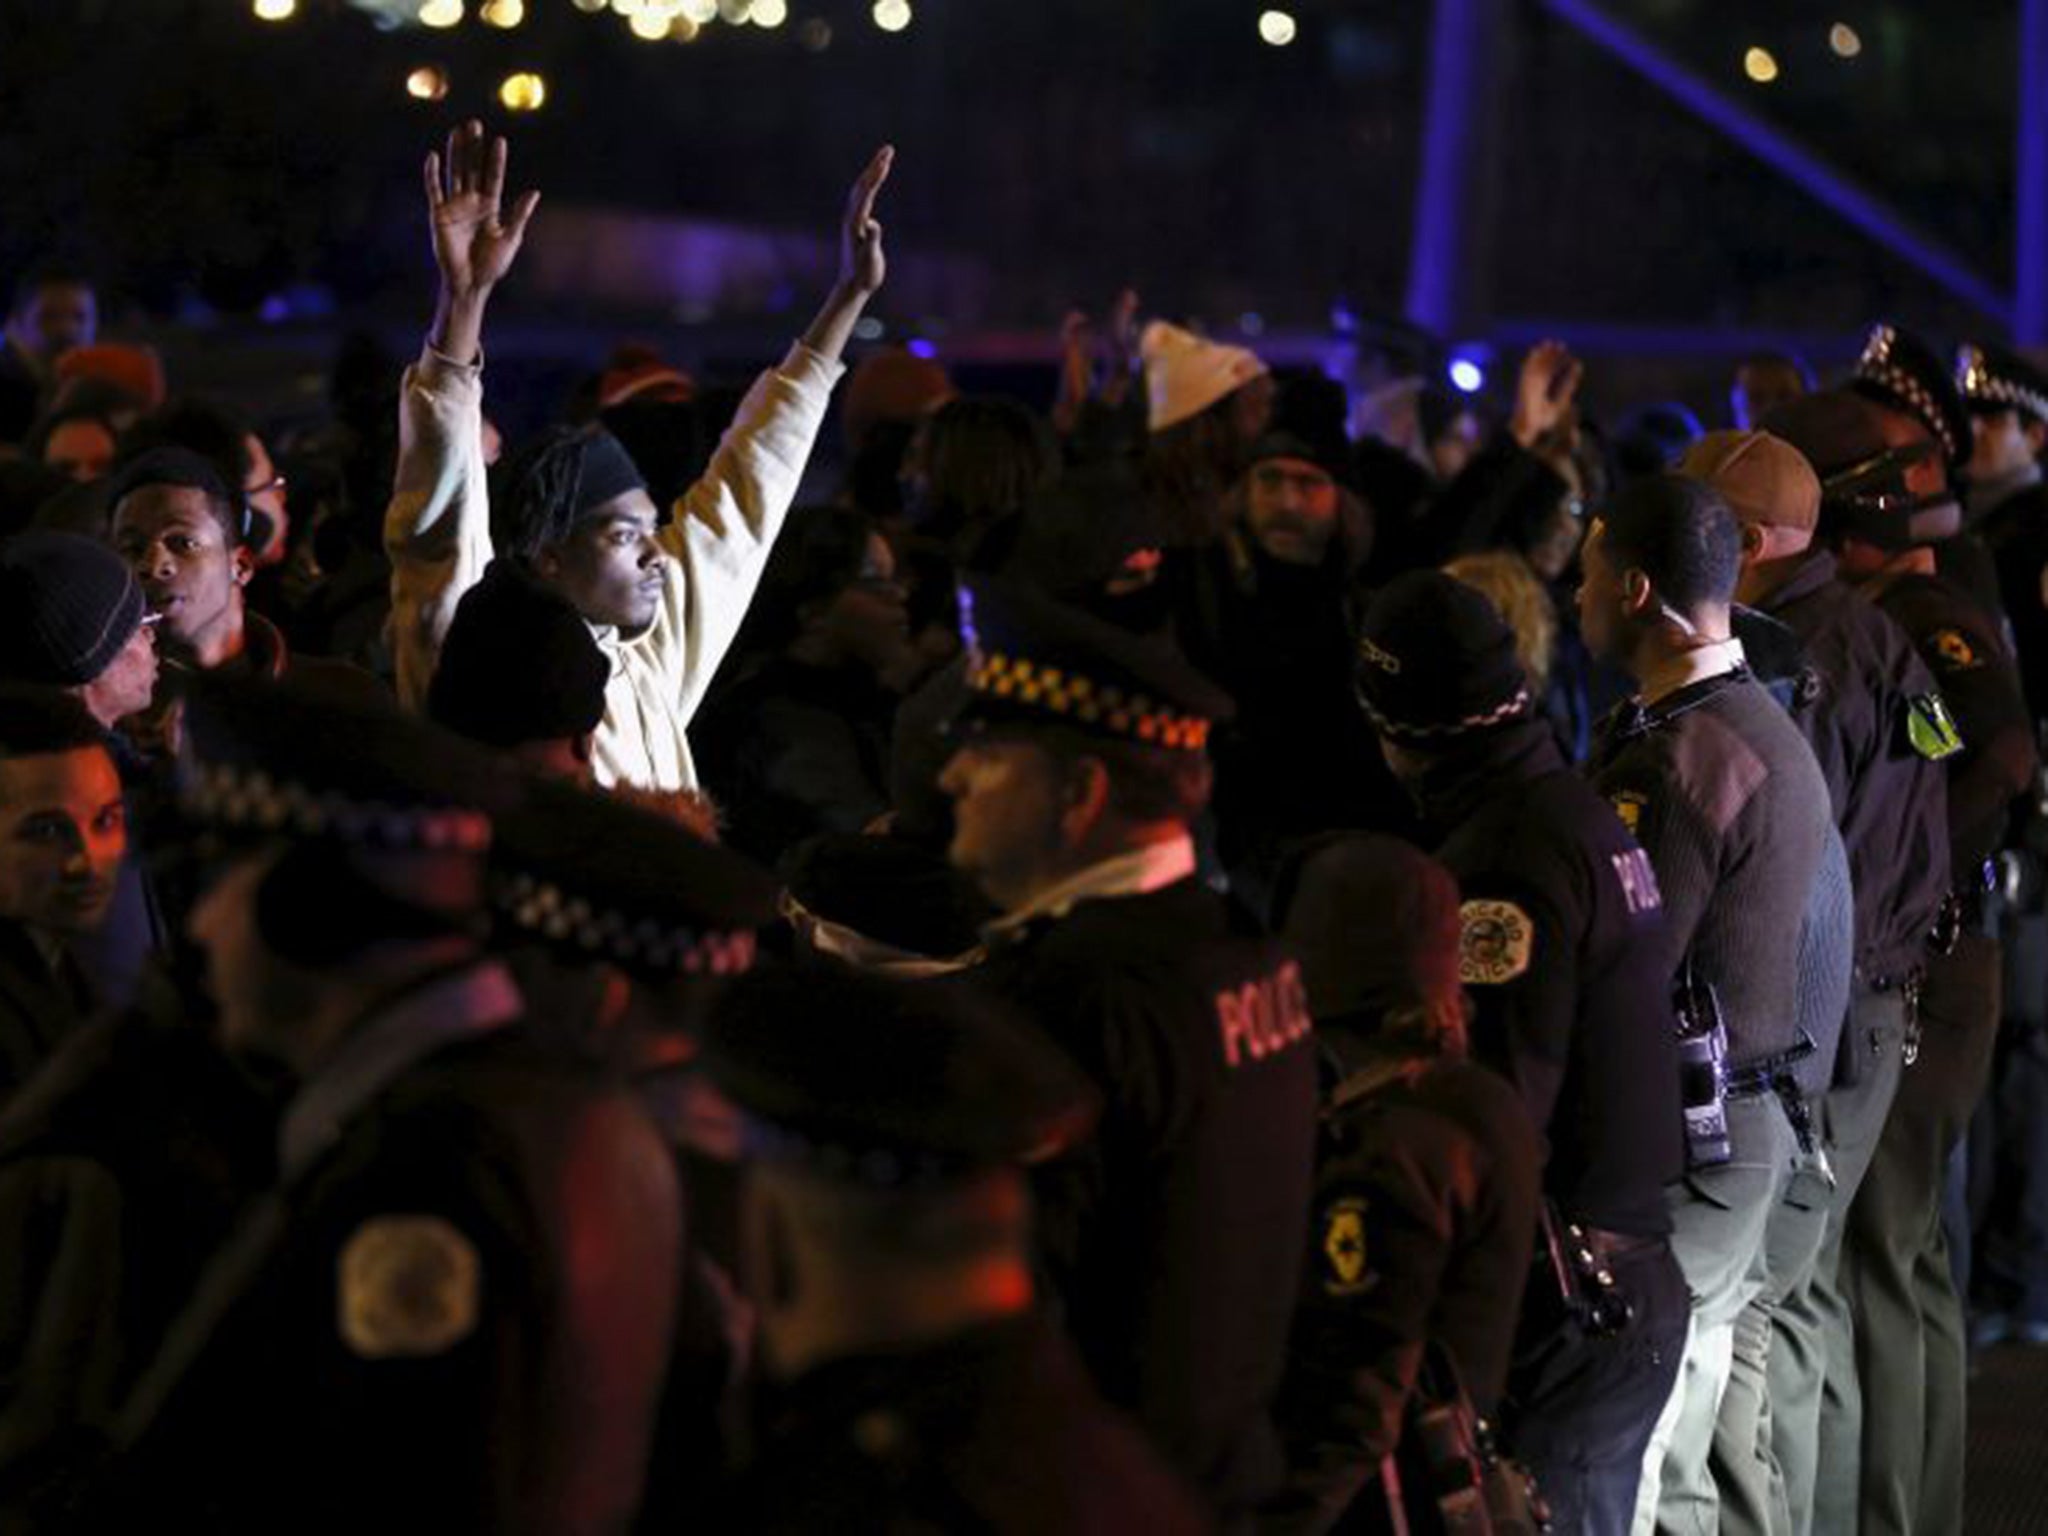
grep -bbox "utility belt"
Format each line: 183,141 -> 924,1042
1674,963 -> 1819,1167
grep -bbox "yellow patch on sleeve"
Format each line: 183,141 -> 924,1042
1609,791 -> 1647,835
1321,1197 -> 1374,1296
1931,628 -> 1981,672
338,1214 -> 480,1359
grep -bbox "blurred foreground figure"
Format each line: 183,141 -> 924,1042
102,677 -> 682,1534
703,965 -> 1207,1534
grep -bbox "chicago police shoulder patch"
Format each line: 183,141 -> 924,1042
1321,1195 -> 1375,1296
1459,899 -> 1534,985
338,1213 -> 481,1360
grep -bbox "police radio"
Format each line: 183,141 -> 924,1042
1673,963 -> 1732,1170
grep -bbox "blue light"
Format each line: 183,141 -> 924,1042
1449,357 -> 1485,393
907,338 -> 938,360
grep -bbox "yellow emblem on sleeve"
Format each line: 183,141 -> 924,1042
338,1214 -> 481,1359
1322,1197 -> 1373,1295
1609,791 -> 1646,835
1931,628 -> 1980,671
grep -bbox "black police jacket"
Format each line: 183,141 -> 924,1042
105,964 -> 683,1536
1757,550 -> 1951,978
1869,568 -> 2039,885
716,1314 -> 1209,1534
1414,719 -> 1682,1238
1269,1028 -> 1541,1533
975,876 -> 1318,1520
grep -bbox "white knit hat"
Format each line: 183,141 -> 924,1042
1141,321 -> 1268,432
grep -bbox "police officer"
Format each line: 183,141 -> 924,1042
1352,569 -> 1685,1536
1850,323 -> 2002,623
1955,341 -> 2048,1344
938,576 -> 1317,1523
1265,831 -> 1542,1535
1774,388 -> 2038,1536
1576,476 -> 1833,1536
103,676 -> 685,1534
1680,425 -> 1950,1534
698,963 -> 1208,1533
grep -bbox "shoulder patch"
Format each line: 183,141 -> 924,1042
338,1214 -> 480,1360
1459,899 -> 1534,985
1930,628 -> 1982,672
1609,790 -> 1647,835
1320,1196 -> 1375,1296
1906,693 -> 1965,762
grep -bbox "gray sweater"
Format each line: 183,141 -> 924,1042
1591,672 -> 1834,1064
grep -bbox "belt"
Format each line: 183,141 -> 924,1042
1578,1227 -> 1667,1266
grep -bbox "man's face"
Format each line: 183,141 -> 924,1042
1969,408 -> 2045,484
11,282 -> 97,364
112,486 -> 249,659
1871,402 -> 1950,499
938,733 -> 1072,911
80,621 -> 159,728
1230,374 -> 1276,445
1245,456 -> 1340,566
1429,411 -> 1483,482
0,746 -> 125,936
1730,361 -> 1805,431
41,418 -> 116,483
1575,519 -> 1629,663
186,849 -> 293,1057
534,488 -> 665,634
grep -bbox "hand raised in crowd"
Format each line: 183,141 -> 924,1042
840,145 -> 893,298
424,120 -> 540,364
803,145 -> 896,363
1053,288 -> 1142,434
1509,338 -> 1583,450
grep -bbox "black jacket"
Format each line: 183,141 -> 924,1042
719,1315 -> 1209,1534
1270,1030 -> 1541,1532
1758,550 -> 1951,977
1419,719 -> 1682,1236
975,877 -> 1317,1520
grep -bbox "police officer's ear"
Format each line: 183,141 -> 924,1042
2026,418 -> 2048,458
1056,754 -> 1113,839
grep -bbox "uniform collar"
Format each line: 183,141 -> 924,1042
986,834 -> 1196,938
278,958 -> 523,1181
1635,634 -> 1746,707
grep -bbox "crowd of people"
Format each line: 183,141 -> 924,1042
0,119 -> 2043,1535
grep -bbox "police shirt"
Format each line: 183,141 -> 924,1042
1415,718 -> 1682,1237
975,875 -> 1317,1519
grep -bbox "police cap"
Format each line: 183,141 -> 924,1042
956,576 -> 1233,752
1850,323 -> 1973,470
702,965 -> 1099,1186
1956,341 -> 2048,430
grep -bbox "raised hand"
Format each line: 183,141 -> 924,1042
1510,339 -> 1584,449
839,145 -> 893,298
424,120 -> 541,300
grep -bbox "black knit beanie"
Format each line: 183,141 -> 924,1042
0,530 -> 147,686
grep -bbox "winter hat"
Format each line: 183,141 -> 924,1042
0,530 -> 147,686
1276,831 -> 1463,1023
428,560 -> 610,750
1141,321 -> 1267,432
1354,569 -> 1531,741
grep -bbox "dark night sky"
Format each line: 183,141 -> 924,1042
0,1 -> 2024,347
